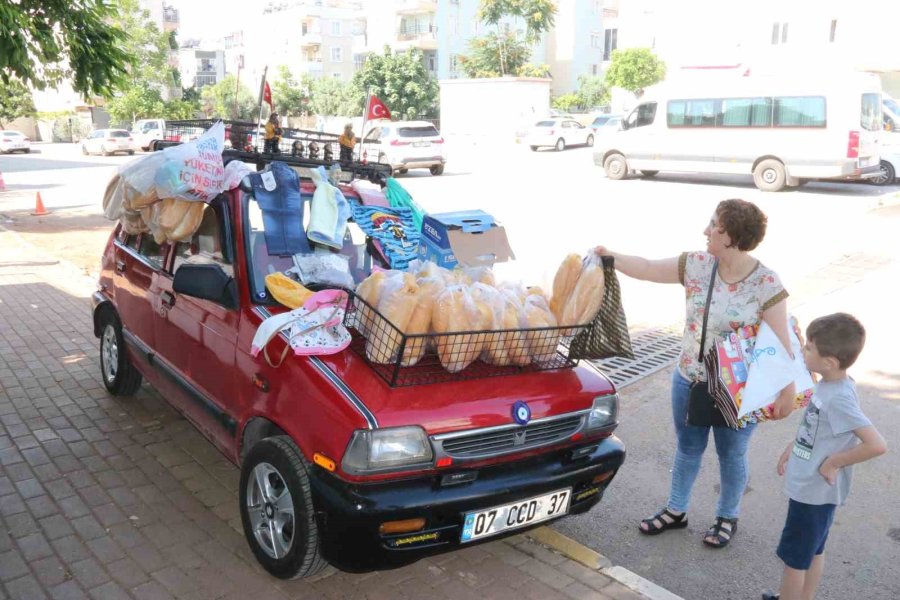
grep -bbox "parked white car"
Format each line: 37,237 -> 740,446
0,130 -> 31,154
360,120 -> 446,175
81,129 -> 136,156
525,118 -> 594,152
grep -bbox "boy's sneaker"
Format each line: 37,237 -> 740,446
761,594 -> 780,600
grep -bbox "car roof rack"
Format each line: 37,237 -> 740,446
150,119 -> 391,186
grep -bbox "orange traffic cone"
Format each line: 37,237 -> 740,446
32,192 -> 50,216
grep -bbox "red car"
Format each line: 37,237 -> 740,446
91,169 -> 625,579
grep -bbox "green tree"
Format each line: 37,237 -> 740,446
350,47 -> 438,120
517,63 -> 550,78
464,0 -> 558,76
272,66 -> 311,117
162,99 -> 198,120
551,93 -> 580,112
604,48 -> 666,98
110,0 -> 174,90
308,77 -> 356,117
478,0 -> 558,42
575,74 -> 610,110
106,87 -> 166,122
0,79 -> 36,127
0,0 -> 131,98
200,75 -> 257,120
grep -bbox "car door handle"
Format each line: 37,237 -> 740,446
115,259 -> 126,273
160,291 -> 175,308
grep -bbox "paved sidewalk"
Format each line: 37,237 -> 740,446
0,227 -> 673,600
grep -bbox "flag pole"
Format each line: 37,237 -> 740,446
359,88 -> 371,162
256,65 -> 268,153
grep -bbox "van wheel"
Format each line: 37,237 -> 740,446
870,161 -> 896,186
430,165 -> 444,176
240,436 -> 327,579
753,159 -> 787,192
640,170 -> 659,177
98,312 -> 142,395
604,153 -> 628,180
555,138 -> 566,152
585,134 -> 594,147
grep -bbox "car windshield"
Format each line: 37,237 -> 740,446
397,126 -> 439,138
535,121 -> 556,127
110,131 -> 130,138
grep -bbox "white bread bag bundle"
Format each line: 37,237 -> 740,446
401,275 -> 446,367
365,272 -> 419,364
523,294 -> 560,363
432,285 -> 485,372
559,253 -> 605,335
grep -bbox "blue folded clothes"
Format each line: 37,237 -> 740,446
350,204 -> 420,270
247,161 -> 311,256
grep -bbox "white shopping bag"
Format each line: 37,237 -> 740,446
738,321 -> 814,418
157,121 -> 227,202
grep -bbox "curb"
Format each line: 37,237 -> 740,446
527,527 -> 684,600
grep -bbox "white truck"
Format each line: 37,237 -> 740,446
130,118 -> 165,151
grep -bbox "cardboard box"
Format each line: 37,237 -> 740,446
418,210 -> 515,268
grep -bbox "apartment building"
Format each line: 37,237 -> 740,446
178,44 -> 226,89
355,0 -> 439,78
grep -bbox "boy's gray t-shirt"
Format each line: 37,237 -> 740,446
785,378 -> 871,506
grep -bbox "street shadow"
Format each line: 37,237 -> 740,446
0,208 -> 113,235
615,172 -> 895,196
0,183 -> 63,192
0,157 -> 113,173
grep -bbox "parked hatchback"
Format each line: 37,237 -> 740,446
82,129 -> 136,156
525,118 -> 594,152
590,114 -> 622,135
0,130 -> 31,154
360,120 -> 446,175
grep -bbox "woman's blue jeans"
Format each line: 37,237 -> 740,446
667,370 -> 756,519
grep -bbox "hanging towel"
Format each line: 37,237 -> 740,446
308,166 -> 351,250
350,204 -> 421,270
247,161 -> 310,256
385,177 -> 426,232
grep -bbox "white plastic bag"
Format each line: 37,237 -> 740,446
157,121 -> 227,202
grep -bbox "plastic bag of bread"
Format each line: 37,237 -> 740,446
354,270 -> 390,336
523,294 -> 560,363
120,208 -> 149,235
483,288 -> 530,366
464,266 -> 496,287
366,272 -> 419,364
401,275 -> 445,367
560,254 -> 604,333
550,253 -> 583,322
103,175 -> 126,220
432,285 -> 484,372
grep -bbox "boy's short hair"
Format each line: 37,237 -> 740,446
806,313 -> 866,369
715,199 -> 768,251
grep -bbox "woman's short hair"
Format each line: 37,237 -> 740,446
715,199 -> 767,251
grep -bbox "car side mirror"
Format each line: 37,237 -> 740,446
173,263 -> 238,309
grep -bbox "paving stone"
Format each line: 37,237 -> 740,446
131,581 -> 175,600
70,557 -> 111,590
86,537 -> 126,565
39,513 -> 75,540
93,503 -> 128,529
69,515 -> 108,542
0,493 -> 27,517
4,461 -> 33,482
32,462 -> 62,482
0,550 -> 30,582
22,446 -> 52,467
87,581 -> 131,600
47,580 -> 90,600
601,582 -> 648,600
15,531 -> 54,562
150,566 -> 200,597
43,477 -> 76,501
3,574 -> 49,600
4,511 -> 39,539
559,561 -> 614,590
51,535 -> 92,563
31,554 -> 69,588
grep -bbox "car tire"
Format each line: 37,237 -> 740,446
753,159 -> 787,192
102,145 -> 112,157
98,311 -> 142,396
870,160 -> 896,186
586,134 -> 594,147
82,145 -> 89,155
640,170 -> 659,177
430,165 -> 444,176
529,145 -> 538,151
397,168 -> 408,175
604,153 -> 628,180
23,148 -> 30,154
239,436 -> 327,580
555,138 -> 566,152
128,150 -> 135,156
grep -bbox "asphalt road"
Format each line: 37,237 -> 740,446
2,140 -> 899,599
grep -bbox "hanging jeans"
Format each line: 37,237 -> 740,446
248,161 -> 310,256
667,370 -> 757,519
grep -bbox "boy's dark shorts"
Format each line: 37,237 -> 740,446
777,499 -> 837,570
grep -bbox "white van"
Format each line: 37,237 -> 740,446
131,118 -> 165,151
593,73 -> 883,191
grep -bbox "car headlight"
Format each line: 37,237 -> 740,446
342,426 -> 434,474
586,394 -> 618,430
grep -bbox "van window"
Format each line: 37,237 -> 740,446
625,103 -> 657,129
719,98 -> 772,127
860,93 -> 881,132
774,96 -> 826,127
667,99 -> 717,127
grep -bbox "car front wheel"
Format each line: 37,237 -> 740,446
585,134 -> 594,147
604,153 -> 628,180
82,145 -> 89,155
870,160 -> 896,186
98,312 -> 142,395
555,138 -> 566,152
240,436 -> 327,579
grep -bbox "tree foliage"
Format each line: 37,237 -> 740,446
575,74 -> 610,109
477,0 -> 558,42
200,75 -> 257,120
551,93 -> 580,112
272,66 -> 311,117
517,63 -> 550,78
351,47 -> 438,120
0,79 -> 36,127
0,0 -> 132,98
308,77 -> 356,117
110,0 -> 174,90
106,87 -> 165,122
459,33 -> 531,78
604,48 -> 666,97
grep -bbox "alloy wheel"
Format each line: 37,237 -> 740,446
101,324 -> 119,384
247,462 -> 296,560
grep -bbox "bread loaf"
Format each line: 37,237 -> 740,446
168,201 -> 205,242
401,276 -> 445,366
366,272 -> 419,364
433,285 -> 482,372
524,295 -> 559,363
550,253 -> 582,322
560,262 -> 604,331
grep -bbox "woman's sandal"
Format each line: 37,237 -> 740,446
702,517 -> 738,548
638,508 -> 688,535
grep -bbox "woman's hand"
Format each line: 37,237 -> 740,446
770,382 -> 797,420
594,245 -> 612,257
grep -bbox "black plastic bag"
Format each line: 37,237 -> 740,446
569,255 -> 635,360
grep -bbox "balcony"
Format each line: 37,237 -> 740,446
396,0 -> 437,16
194,73 -> 218,88
300,31 -> 322,46
302,58 -> 324,76
396,23 -> 438,50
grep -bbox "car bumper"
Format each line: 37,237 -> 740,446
391,156 -> 445,170
308,435 -> 625,572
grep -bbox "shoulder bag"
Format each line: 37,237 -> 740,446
687,259 -> 728,428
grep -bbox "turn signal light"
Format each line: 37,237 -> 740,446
313,453 -> 336,471
592,471 -> 613,484
379,518 -> 426,535
436,457 -> 452,467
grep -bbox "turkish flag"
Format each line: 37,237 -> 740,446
263,81 -> 273,112
366,95 -> 391,120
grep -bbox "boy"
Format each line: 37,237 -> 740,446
763,313 -> 887,600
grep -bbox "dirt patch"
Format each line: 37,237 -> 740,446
0,209 -> 113,277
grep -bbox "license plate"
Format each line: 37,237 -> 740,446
413,141 -> 430,147
460,488 -> 571,543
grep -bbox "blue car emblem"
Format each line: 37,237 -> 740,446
512,401 -> 531,425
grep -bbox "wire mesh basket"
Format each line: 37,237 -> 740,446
344,292 -> 590,387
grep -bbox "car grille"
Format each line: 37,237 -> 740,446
435,413 -> 585,459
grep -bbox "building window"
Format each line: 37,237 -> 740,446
354,54 -> 366,71
426,52 -> 436,73
591,33 -> 602,49
331,20 -> 341,36
591,64 -> 598,76
829,19 -> 837,42
332,72 -> 342,79
331,46 -> 342,62
449,53 -> 459,74
772,22 -> 789,44
603,28 -> 617,61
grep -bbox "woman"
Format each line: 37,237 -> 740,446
596,198 -> 796,549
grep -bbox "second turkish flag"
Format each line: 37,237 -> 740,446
366,95 -> 391,120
